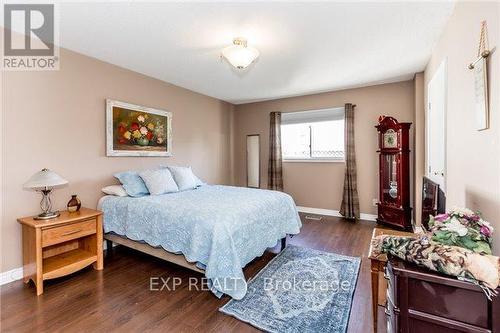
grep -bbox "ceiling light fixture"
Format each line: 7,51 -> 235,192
221,37 -> 259,70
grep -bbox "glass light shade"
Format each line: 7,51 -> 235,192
23,168 -> 68,190
221,38 -> 259,70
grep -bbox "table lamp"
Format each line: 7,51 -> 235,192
23,168 -> 68,220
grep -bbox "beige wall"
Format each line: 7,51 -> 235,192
233,81 -> 415,215
1,48 -> 233,272
5,0 -> 498,273
424,1 -> 500,254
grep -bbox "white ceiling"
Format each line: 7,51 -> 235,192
58,1 -> 455,104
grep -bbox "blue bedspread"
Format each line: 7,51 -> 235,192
100,185 -> 302,299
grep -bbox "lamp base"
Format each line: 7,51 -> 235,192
34,211 -> 60,220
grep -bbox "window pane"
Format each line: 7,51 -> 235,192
311,120 -> 344,159
281,115 -> 344,160
282,123 -> 310,159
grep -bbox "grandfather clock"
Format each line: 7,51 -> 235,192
375,116 -> 412,230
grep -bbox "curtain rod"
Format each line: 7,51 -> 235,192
280,104 -> 356,115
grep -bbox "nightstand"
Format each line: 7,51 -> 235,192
17,208 -> 103,295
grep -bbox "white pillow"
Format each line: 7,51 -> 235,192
167,166 -> 198,191
139,168 -> 179,195
193,174 -> 205,187
102,185 -> 128,197
161,165 -> 205,187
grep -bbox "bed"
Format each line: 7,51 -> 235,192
98,184 -> 302,299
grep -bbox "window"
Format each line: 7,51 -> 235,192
281,107 -> 344,161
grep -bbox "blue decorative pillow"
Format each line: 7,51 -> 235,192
113,171 -> 149,197
167,166 -> 198,191
139,168 -> 179,195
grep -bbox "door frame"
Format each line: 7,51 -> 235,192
246,134 -> 261,188
426,58 -> 447,192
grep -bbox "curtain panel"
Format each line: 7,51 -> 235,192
339,103 -> 360,219
268,112 -> 283,191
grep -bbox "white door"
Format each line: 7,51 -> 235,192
426,59 -> 447,190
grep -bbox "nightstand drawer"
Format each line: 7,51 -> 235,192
42,219 -> 96,247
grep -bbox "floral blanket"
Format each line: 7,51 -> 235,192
100,185 -> 302,299
371,235 -> 500,297
428,208 -> 494,255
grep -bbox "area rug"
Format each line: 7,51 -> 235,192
220,245 -> 361,333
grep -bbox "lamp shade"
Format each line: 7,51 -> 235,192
23,168 -> 68,190
221,38 -> 259,70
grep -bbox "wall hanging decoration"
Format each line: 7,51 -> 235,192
468,21 -> 490,131
106,99 -> 172,157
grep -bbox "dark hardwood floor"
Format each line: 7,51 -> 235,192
1,214 -> 383,333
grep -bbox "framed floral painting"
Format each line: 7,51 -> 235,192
106,99 -> 172,157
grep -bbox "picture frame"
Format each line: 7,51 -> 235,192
473,57 -> 489,131
106,99 -> 172,157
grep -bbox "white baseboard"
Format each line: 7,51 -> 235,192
0,267 -> 23,286
297,206 -> 377,222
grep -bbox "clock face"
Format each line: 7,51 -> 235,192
383,129 -> 398,148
